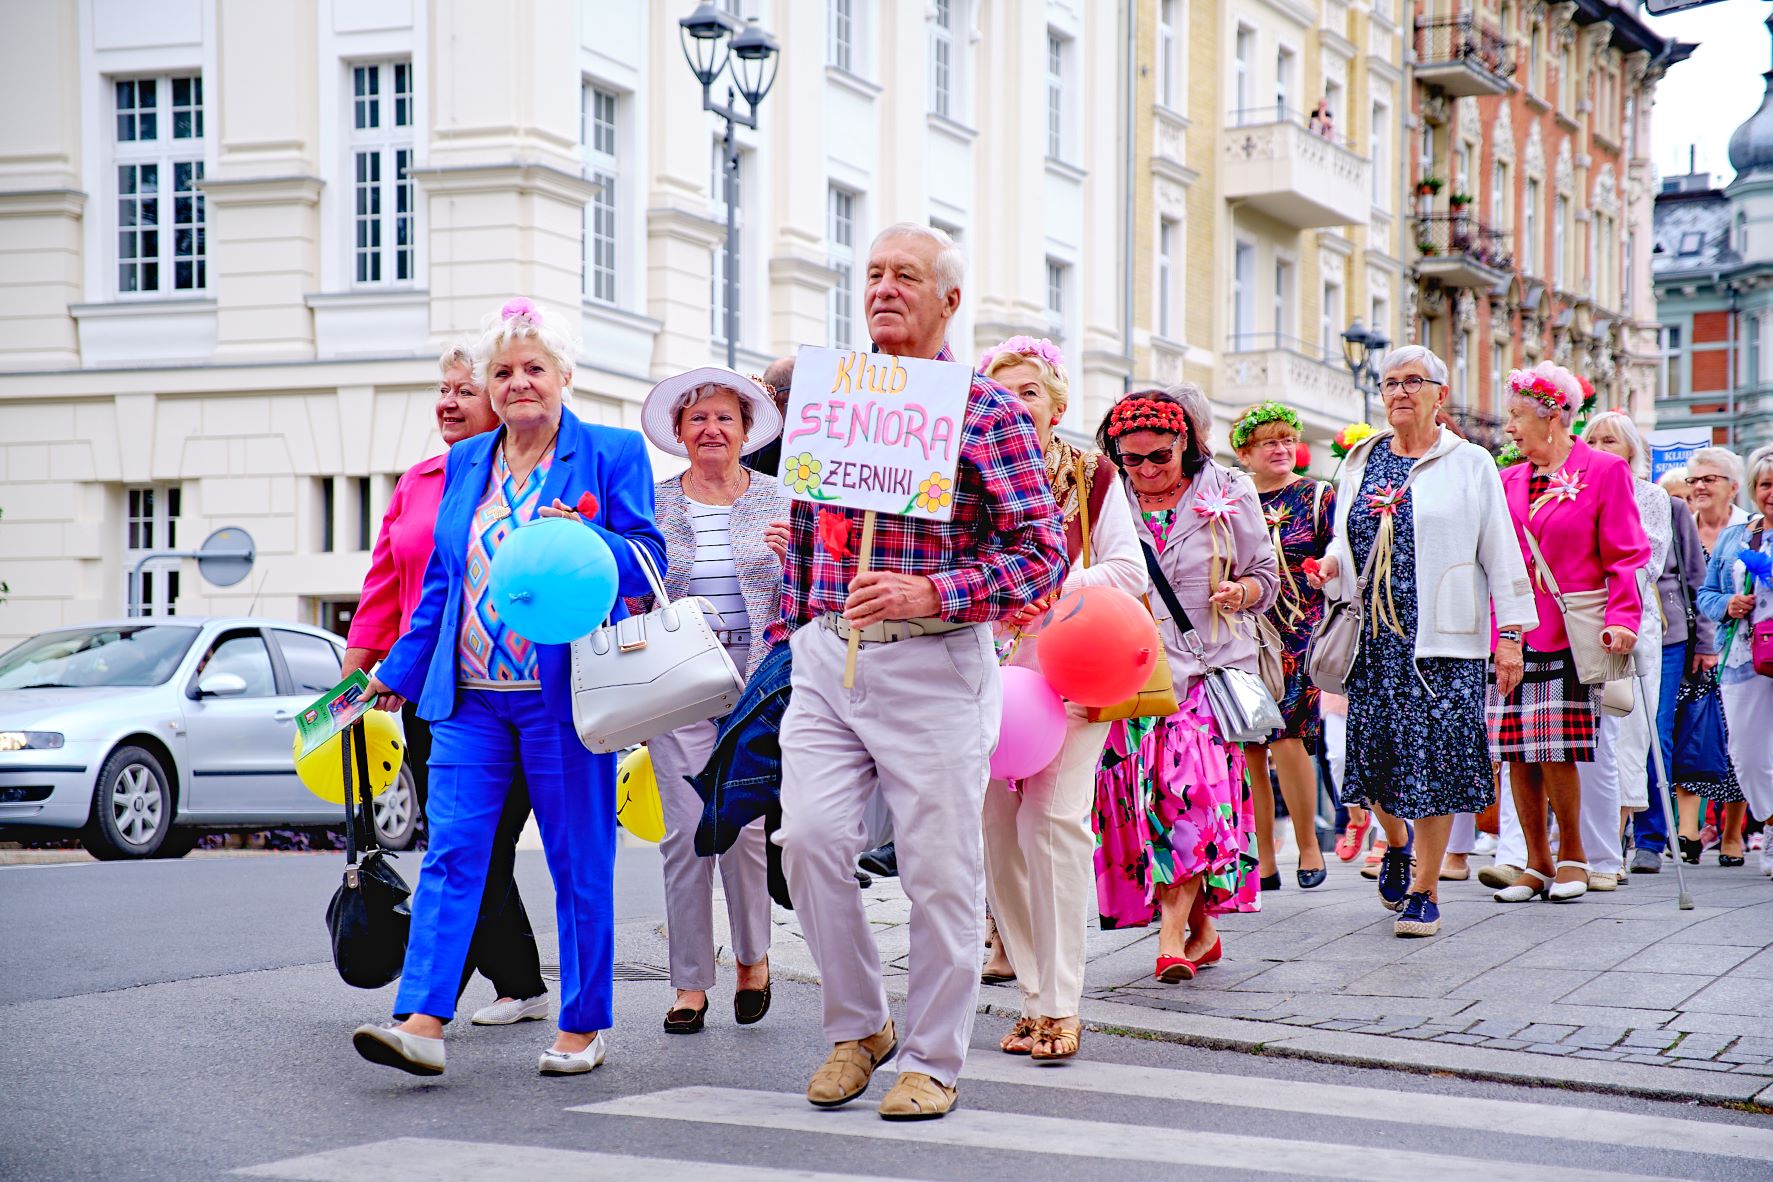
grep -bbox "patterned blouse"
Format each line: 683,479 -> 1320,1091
457,445 -> 555,686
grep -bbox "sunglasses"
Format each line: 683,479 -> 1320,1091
1119,446 -> 1176,468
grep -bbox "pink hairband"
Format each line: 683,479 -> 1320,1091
501,297 -> 542,325
979,335 -> 1065,373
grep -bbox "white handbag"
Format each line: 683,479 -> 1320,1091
568,541 -> 744,754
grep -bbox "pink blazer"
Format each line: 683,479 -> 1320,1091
346,452 -> 447,652
1499,437 -> 1650,653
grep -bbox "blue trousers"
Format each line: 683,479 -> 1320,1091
1632,641 -> 1687,856
393,690 -> 615,1032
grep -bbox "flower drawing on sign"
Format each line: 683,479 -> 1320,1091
785,452 -> 837,500
908,472 -> 954,515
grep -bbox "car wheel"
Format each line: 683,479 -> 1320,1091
81,745 -> 176,861
373,763 -> 420,851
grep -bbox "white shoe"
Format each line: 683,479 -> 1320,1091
1548,860 -> 1589,902
472,994 -> 550,1025
353,1022 -> 445,1076
539,1032 -> 607,1075
1587,871 -> 1618,892
1494,866 -> 1551,903
1472,832 -> 1498,857
1760,845 -> 1773,876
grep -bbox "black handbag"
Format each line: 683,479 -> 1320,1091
324,720 -> 412,989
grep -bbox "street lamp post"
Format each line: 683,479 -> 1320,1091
679,4 -> 780,370
1341,318 -> 1390,427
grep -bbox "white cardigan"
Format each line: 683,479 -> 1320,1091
1323,427 -> 1538,660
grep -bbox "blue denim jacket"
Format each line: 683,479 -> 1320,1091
1699,518 -> 1768,686
690,641 -> 792,856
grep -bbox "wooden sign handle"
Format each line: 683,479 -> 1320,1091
843,510 -> 878,690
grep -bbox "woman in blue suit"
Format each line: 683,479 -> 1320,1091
351,298 -> 666,1078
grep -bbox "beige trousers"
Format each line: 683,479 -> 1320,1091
982,703 -> 1109,1020
650,716 -> 771,991
778,621 -> 1000,1087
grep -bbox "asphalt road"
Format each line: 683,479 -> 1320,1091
2,849 -> 1769,1181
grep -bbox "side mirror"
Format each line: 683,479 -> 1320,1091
196,671 -> 248,698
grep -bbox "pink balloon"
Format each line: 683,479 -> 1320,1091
990,666 -> 1069,781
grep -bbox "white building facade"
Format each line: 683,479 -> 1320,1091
0,0 -> 1129,645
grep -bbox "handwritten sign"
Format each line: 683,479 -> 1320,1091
778,345 -> 972,521
294,669 -> 373,761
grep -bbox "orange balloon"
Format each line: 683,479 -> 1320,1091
1033,586 -> 1159,706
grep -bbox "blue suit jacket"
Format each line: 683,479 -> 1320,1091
378,409 -> 668,724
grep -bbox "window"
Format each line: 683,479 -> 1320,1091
355,477 -> 373,551
1275,47 -> 1294,122
829,186 -> 857,346
1157,217 -> 1180,338
1232,241 -> 1255,348
1558,42 -> 1573,112
1748,312 -> 1763,387
582,85 -> 619,304
275,630 -> 344,696
317,477 -> 337,553
1455,140 -> 1472,198
1523,179 -> 1540,275
1676,231 -> 1704,257
349,61 -> 415,285
1553,195 -> 1568,288
1045,258 -> 1066,329
1454,329 -> 1471,406
1234,27 -> 1253,119
1493,341 -> 1508,405
1273,258 -> 1295,342
1737,211 -> 1749,256
1370,102 -> 1388,209
1528,25 -> 1543,94
1623,229 -> 1634,316
829,0 -> 853,72
930,0 -> 954,118
199,634 -> 277,697
1157,0 -> 1179,109
1321,279 -> 1342,362
113,75 -> 207,295
1370,290 -> 1390,343
124,485 -> 182,616
1046,33 -> 1065,160
1490,159 -> 1508,231
1666,325 -> 1683,397
710,143 -> 746,344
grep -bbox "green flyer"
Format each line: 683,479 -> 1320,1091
294,669 -> 374,761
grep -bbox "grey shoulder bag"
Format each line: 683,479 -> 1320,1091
569,541 -> 744,754
1143,544 -> 1283,743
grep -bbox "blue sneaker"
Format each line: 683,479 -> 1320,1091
1394,891 -> 1441,937
1377,822 -> 1414,911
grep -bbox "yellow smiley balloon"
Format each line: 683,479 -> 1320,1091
292,710 -> 405,805
615,746 -> 665,844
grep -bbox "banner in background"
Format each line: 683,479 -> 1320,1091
1645,428 -> 1711,483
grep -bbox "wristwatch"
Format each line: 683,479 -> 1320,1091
1497,628 -> 1523,644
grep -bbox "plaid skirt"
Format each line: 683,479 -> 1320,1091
1487,647 -> 1598,763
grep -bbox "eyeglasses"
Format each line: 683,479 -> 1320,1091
1380,376 -> 1444,396
1251,438 -> 1297,452
1687,474 -> 1730,488
1119,446 -> 1176,469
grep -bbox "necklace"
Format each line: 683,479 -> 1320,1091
683,466 -> 750,506
1137,476 -> 1186,507
488,428 -> 559,521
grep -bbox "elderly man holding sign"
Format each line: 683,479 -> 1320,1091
765,223 -> 1066,1121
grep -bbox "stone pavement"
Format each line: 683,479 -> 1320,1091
747,849 -> 1773,1109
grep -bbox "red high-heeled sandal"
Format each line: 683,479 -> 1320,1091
1154,955 -> 1197,983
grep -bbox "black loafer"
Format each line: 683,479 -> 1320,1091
734,982 -> 772,1025
1297,866 -> 1327,889
1678,836 -> 1702,865
663,1004 -> 706,1034
1259,872 -> 1282,892
1720,854 -> 1746,868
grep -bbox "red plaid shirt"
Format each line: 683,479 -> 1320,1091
765,345 -> 1067,644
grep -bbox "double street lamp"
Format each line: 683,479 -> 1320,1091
1341,318 -> 1390,427
679,3 -> 780,369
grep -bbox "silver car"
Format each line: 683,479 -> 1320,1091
0,618 -> 419,859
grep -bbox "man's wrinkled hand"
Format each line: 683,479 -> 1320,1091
844,572 -> 941,628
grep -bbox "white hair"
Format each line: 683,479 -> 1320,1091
1168,381 -> 1214,450
870,221 -> 966,298
1582,410 -> 1649,479
673,381 -> 756,435
1743,444 -> 1773,499
1376,344 -> 1449,386
471,301 -> 578,403
1689,445 -> 1744,490
437,341 -> 474,377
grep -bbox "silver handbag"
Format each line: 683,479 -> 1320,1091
568,541 -> 744,754
1203,664 -> 1286,744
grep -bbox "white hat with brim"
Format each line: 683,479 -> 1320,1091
640,366 -> 783,459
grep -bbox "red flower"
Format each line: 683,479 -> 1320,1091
818,509 -> 853,560
1302,557 -> 1321,578
575,492 -> 600,520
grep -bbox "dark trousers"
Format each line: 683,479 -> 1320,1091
402,704 -> 546,1005
1631,640 -> 1686,856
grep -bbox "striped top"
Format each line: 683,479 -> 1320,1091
685,498 -> 751,644
456,445 -> 554,688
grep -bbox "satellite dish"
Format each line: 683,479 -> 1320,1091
196,527 -> 255,588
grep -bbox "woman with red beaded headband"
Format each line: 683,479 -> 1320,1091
1091,386 -> 1278,983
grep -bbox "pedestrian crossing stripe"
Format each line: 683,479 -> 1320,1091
947,1056 -> 1773,1162
570,1085 -> 1689,1182
234,1136 -> 908,1181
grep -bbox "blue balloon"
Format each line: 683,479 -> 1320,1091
488,516 -> 619,644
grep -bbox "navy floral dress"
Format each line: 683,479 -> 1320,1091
1257,477 -> 1335,750
1341,443 -> 1493,820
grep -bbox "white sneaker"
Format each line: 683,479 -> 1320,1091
353,1022 -> 445,1076
539,1031 -> 607,1075
472,994 -> 550,1026
1472,832 -> 1498,857
1587,871 -> 1618,892
1760,845 -> 1773,877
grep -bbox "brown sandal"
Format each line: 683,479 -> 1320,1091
1030,1016 -> 1081,1062
999,1017 -> 1038,1055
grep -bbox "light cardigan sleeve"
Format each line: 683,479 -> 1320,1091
1065,471 -> 1146,599
1472,449 -> 1538,631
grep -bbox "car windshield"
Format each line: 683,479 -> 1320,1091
0,625 -> 200,689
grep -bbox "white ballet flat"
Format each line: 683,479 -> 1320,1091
539,1031 -> 607,1075
1494,866 -> 1551,903
1548,860 -> 1589,903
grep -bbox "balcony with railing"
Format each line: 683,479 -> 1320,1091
1220,332 -> 1361,428
1414,16 -> 1514,98
1222,108 -> 1372,229
1414,212 -> 1513,288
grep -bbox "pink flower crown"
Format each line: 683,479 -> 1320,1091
500,297 -> 542,325
1507,369 -> 1568,410
978,335 -> 1066,374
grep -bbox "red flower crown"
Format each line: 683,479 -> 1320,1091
1107,397 -> 1187,439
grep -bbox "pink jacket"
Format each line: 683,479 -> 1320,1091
1499,437 -> 1650,653
346,453 -> 447,653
